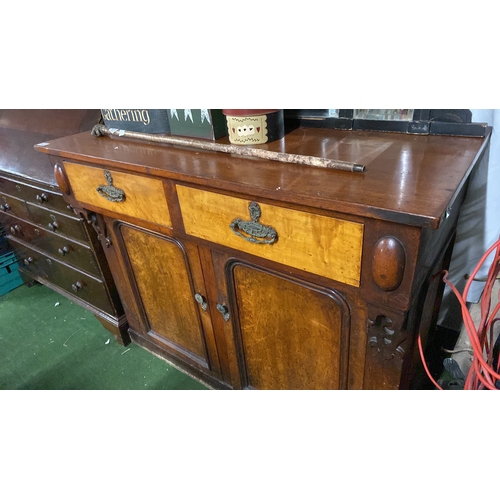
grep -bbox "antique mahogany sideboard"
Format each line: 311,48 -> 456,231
0,110 -> 127,343
35,126 -> 491,389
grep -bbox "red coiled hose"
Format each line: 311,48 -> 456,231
419,235 -> 500,390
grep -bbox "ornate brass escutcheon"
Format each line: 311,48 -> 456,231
96,170 -> 126,202
230,201 -> 278,245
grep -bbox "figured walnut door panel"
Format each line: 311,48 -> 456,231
227,262 -> 350,390
119,224 -> 211,369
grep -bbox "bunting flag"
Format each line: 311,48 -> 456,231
200,109 -> 211,125
170,109 -> 179,120
184,109 -> 194,123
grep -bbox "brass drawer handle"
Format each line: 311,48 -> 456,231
230,201 -> 278,245
96,170 -> 126,203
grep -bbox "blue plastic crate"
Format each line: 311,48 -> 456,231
0,234 -> 11,256
0,251 -> 24,296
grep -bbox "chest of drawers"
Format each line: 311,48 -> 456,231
0,110 -> 128,344
35,125 -> 491,389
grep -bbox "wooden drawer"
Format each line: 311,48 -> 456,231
63,162 -> 172,227
25,202 -> 88,243
0,176 -> 71,214
177,185 -> 364,287
0,192 -> 30,219
9,240 -> 115,315
4,214 -> 100,276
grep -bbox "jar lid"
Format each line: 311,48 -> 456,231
222,109 -> 281,116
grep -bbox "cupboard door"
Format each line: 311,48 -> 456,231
224,260 -> 351,390
118,223 -> 214,372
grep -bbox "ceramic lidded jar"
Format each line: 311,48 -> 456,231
222,109 -> 285,145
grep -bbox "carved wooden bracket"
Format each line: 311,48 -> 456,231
367,314 -> 407,362
80,209 -> 112,248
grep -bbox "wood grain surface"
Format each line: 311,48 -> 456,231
177,185 -> 364,286
120,225 -> 207,363
230,264 -> 349,390
35,126 -> 490,228
1,109 -> 100,186
63,162 -> 172,227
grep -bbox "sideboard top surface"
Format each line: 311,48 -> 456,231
0,110 -> 100,187
35,126 -> 491,228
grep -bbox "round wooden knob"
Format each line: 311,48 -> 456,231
372,237 -> 406,292
54,164 -> 71,195
36,193 -> 48,203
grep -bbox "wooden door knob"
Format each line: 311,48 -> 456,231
194,293 -> 208,311
216,303 -> 230,321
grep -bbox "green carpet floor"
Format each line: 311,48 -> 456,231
0,283 -> 208,390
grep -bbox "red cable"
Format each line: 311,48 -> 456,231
417,334 -> 443,390
453,238 -> 500,387
443,271 -> 500,384
419,235 -> 500,390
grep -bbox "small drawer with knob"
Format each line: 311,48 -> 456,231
0,192 -> 30,219
24,202 -> 88,243
5,216 -> 100,276
0,176 -> 70,214
8,239 -> 115,315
